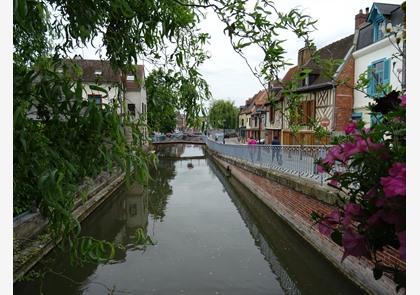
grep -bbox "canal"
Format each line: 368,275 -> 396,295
15,145 -> 365,294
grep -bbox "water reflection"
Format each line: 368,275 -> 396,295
15,145 -> 364,295
206,157 -> 364,294
155,144 -> 185,158
148,160 -> 176,221
14,181 -> 152,295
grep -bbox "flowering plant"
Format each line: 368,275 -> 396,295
313,90 -> 406,291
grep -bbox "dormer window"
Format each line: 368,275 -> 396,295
94,70 -> 102,76
368,5 -> 387,43
373,17 -> 385,42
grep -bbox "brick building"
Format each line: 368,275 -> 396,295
272,34 -> 356,145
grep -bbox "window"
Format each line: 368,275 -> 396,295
128,103 -> 135,116
241,119 -> 244,127
373,18 -> 385,42
298,100 -> 315,124
88,94 -> 102,106
367,58 -> 390,97
269,106 -> 275,123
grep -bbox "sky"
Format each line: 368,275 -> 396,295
74,0 -> 403,107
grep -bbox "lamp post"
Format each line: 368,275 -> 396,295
223,119 -> 227,144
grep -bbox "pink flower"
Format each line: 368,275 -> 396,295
344,122 -> 357,135
345,203 -> 363,216
318,209 -> 341,236
316,164 -> 325,173
380,162 -> 406,197
367,210 -> 384,226
400,95 -> 406,107
342,229 -> 368,261
343,203 -> 363,226
328,179 -> 340,188
342,141 -> 359,159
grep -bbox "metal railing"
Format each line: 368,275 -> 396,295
205,137 -> 334,185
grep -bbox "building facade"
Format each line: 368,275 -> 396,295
239,90 -> 268,143
72,59 -> 147,123
352,3 -> 404,127
276,34 -> 355,145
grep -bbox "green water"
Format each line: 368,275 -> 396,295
15,145 -> 365,294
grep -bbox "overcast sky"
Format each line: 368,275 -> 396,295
76,0 -> 403,107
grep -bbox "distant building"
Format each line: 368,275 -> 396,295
268,34 -> 355,145
238,90 -> 268,143
176,112 -> 186,131
70,59 -> 147,122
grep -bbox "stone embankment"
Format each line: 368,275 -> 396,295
13,168 -> 126,282
207,148 -> 405,295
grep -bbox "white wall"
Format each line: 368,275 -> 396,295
81,82 -> 120,105
81,82 -> 147,122
126,88 -> 147,120
353,36 -> 403,126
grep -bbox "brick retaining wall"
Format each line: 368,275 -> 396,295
207,149 -> 405,294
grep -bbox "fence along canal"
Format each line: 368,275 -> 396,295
15,145 -> 364,294
205,138 -> 335,185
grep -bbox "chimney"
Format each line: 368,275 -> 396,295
297,44 -> 313,67
355,8 -> 368,29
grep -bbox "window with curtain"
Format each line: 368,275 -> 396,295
367,58 -> 390,97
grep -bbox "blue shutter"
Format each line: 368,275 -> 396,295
370,113 -> 383,126
352,112 -> 363,120
383,58 -> 391,84
367,65 -> 374,96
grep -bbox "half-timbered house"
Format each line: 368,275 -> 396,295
278,35 -> 355,145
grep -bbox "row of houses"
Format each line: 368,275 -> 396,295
238,2 -> 404,145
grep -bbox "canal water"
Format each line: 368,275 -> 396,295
15,145 -> 365,294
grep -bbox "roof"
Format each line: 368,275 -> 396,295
71,59 -> 122,83
356,3 -> 403,50
64,59 -> 145,88
303,34 -> 354,85
239,89 -> 268,115
282,66 -> 299,84
272,35 -> 353,95
254,89 -> 268,106
372,3 -> 400,16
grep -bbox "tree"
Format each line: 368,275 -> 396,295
13,0 -> 317,265
208,100 -> 238,129
145,69 -> 179,133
